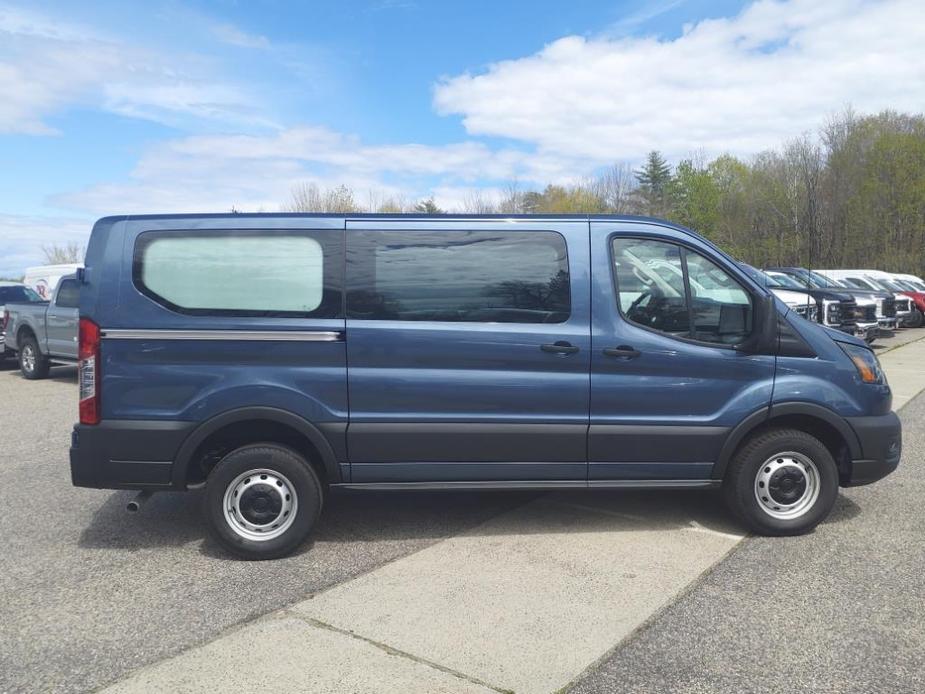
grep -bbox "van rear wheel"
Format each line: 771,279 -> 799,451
19,337 -> 49,380
204,443 -> 323,560
723,428 -> 838,536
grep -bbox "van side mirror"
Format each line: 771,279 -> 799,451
737,294 -> 777,354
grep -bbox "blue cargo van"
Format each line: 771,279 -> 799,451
70,214 -> 901,559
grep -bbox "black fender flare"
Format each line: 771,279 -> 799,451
712,402 -> 862,479
16,324 -> 37,349
171,406 -> 343,487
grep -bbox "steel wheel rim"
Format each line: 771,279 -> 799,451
222,468 -> 298,542
21,345 -> 34,372
754,452 -> 820,520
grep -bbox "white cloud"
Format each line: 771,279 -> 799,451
53,126 -> 583,216
0,4 -> 272,134
0,214 -> 91,278
434,0 -> 925,162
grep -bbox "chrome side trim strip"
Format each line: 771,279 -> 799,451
101,329 -> 343,342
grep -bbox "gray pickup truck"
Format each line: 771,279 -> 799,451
3,275 -> 79,379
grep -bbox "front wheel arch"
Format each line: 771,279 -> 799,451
714,403 -> 860,481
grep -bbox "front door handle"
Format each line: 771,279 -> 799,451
540,341 -> 579,355
603,345 -> 641,359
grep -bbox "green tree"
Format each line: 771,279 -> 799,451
414,197 -> 445,214
670,159 -> 720,238
634,150 -> 672,216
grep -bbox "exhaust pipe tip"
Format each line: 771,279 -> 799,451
127,490 -> 153,513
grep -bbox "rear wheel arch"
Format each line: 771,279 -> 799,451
16,324 -> 36,349
173,407 -> 342,488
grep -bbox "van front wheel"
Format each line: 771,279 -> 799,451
723,428 -> 838,536
204,444 -> 323,560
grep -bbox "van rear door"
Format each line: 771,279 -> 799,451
344,219 -> 591,484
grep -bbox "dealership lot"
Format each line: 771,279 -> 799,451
1,329 -> 924,693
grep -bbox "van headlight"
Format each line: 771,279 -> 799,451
839,343 -> 885,385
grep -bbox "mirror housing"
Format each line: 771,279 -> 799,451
736,293 -> 778,354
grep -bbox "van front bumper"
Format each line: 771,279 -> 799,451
70,420 -> 193,489
842,411 -> 902,486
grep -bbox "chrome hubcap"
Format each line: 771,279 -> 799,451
222,469 -> 297,541
754,452 -> 820,520
21,345 -> 35,372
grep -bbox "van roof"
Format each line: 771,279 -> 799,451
94,212 -> 731,263
99,212 -> 678,222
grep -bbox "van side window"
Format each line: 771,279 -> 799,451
612,238 -> 753,345
684,251 -> 752,344
347,230 -> 570,323
134,230 -> 343,318
612,238 -> 690,337
55,280 -> 79,308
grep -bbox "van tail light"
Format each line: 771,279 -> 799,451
1,309 -> 8,331
78,318 -> 100,425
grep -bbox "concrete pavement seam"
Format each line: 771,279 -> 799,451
282,610 -> 513,694
554,536 -> 746,694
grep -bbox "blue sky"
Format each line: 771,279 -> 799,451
1,0 -> 923,276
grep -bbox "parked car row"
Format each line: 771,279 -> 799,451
748,267 -> 925,344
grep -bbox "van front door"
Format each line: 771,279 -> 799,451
589,221 -> 774,483
345,219 -> 591,484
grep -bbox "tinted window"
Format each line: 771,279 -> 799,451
0,286 -> 43,303
347,230 -> 570,323
612,238 -> 753,345
134,230 -> 343,317
55,280 -> 79,308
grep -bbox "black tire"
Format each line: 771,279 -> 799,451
19,335 -> 50,380
204,443 -> 323,560
723,428 -> 839,536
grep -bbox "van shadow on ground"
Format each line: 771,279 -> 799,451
77,485 -> 862,560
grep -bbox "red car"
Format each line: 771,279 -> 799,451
890,280 -> 925,327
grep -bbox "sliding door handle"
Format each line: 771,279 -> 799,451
540,341 -> 579,355
603,345 -> 641,359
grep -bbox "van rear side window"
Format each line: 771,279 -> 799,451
134,230 -> 343,317
346,230 -> 570,323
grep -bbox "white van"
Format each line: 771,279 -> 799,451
23,264 -> 83,301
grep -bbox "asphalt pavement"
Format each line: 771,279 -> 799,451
0,360 -> 534,693
569,390 -> 925,694
1,329 -> 923,693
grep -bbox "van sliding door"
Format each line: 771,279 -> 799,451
344,219 -> 591,484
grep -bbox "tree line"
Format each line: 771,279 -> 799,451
285,109 -> 925,275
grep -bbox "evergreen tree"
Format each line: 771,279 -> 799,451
414,197 -> 444,214
634,150 -> 673,216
